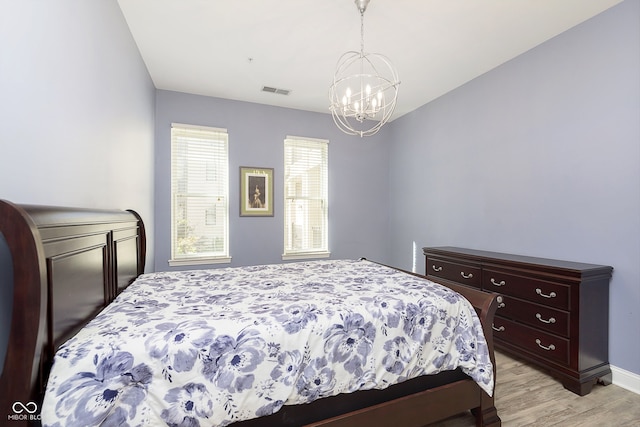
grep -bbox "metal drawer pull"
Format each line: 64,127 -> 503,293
460,272 -> 473,279
497,295 -> 505,308
536,313 -> 556,324
490,278 -> 506,287
535,288 -> 557,298
492,325 -> 505,332
535,339 -> 556,351
432,265 -> 443,272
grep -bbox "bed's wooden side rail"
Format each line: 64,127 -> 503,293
0,200 -> 146,425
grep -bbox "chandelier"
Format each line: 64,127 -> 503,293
329,0 -> 400,137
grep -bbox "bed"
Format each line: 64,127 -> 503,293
0,200 -> 501,426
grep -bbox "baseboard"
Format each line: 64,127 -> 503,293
612,364 -> 640,395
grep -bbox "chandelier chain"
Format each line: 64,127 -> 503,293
360,10 -> 365,55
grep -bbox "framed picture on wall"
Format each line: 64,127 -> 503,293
240,166 -> 274,216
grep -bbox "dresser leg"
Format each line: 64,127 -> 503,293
597,372 -> 613,386
562,378 -> 596,396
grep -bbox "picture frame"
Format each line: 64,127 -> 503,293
240,166 -> 274,216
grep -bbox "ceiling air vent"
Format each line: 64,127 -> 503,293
262,86 -> 291,96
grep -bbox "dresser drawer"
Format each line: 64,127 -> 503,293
426,257 -> 481,288
493,316 -> 569,365
496,295 -> 570,337
483,268 -> 570,310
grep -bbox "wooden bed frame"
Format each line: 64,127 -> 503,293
0,200 -> 501,426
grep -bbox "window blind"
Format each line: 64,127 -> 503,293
170,123 -> 230,265
283,136 -> 329,258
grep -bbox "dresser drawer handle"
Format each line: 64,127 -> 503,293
496,295 -> 505,308
432,265 -> 443,272
460,272 -> 473,279
536,313 -> 556,324
490,278 -> 506,287
535,339 -> 556,351
492,325 -> 505,332
535,288 -> 557,299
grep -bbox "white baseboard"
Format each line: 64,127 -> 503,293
612,364 -> 640,395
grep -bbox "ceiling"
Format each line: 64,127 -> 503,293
117,0 -> 622,121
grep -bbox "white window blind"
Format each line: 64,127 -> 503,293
170,123 -> 230,265
283,136 -> 329,259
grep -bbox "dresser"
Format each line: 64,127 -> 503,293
423,246 -> 613,396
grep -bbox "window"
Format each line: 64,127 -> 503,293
283,136 -> 329,259
170,123 -> 230,266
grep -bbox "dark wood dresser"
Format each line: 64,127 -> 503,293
423,246 -> 613,396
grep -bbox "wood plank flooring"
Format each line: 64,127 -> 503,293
430,351 -> 640,426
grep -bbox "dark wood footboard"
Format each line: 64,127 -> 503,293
372,264 -> 501,427
439,280 -> 501,427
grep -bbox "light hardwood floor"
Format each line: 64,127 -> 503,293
431,351 -> 640,427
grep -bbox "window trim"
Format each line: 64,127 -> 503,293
282,251 -> 330,261
168,256 -> 231,267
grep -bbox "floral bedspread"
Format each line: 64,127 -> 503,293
41,259 -> 493,427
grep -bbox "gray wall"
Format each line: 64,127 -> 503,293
153,90 -> 392,271
388,1 -> 639,376
0,2 -> 155,371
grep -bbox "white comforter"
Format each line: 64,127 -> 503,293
42,259 -> 493,426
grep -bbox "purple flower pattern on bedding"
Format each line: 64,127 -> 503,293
41,259 -> 493,426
